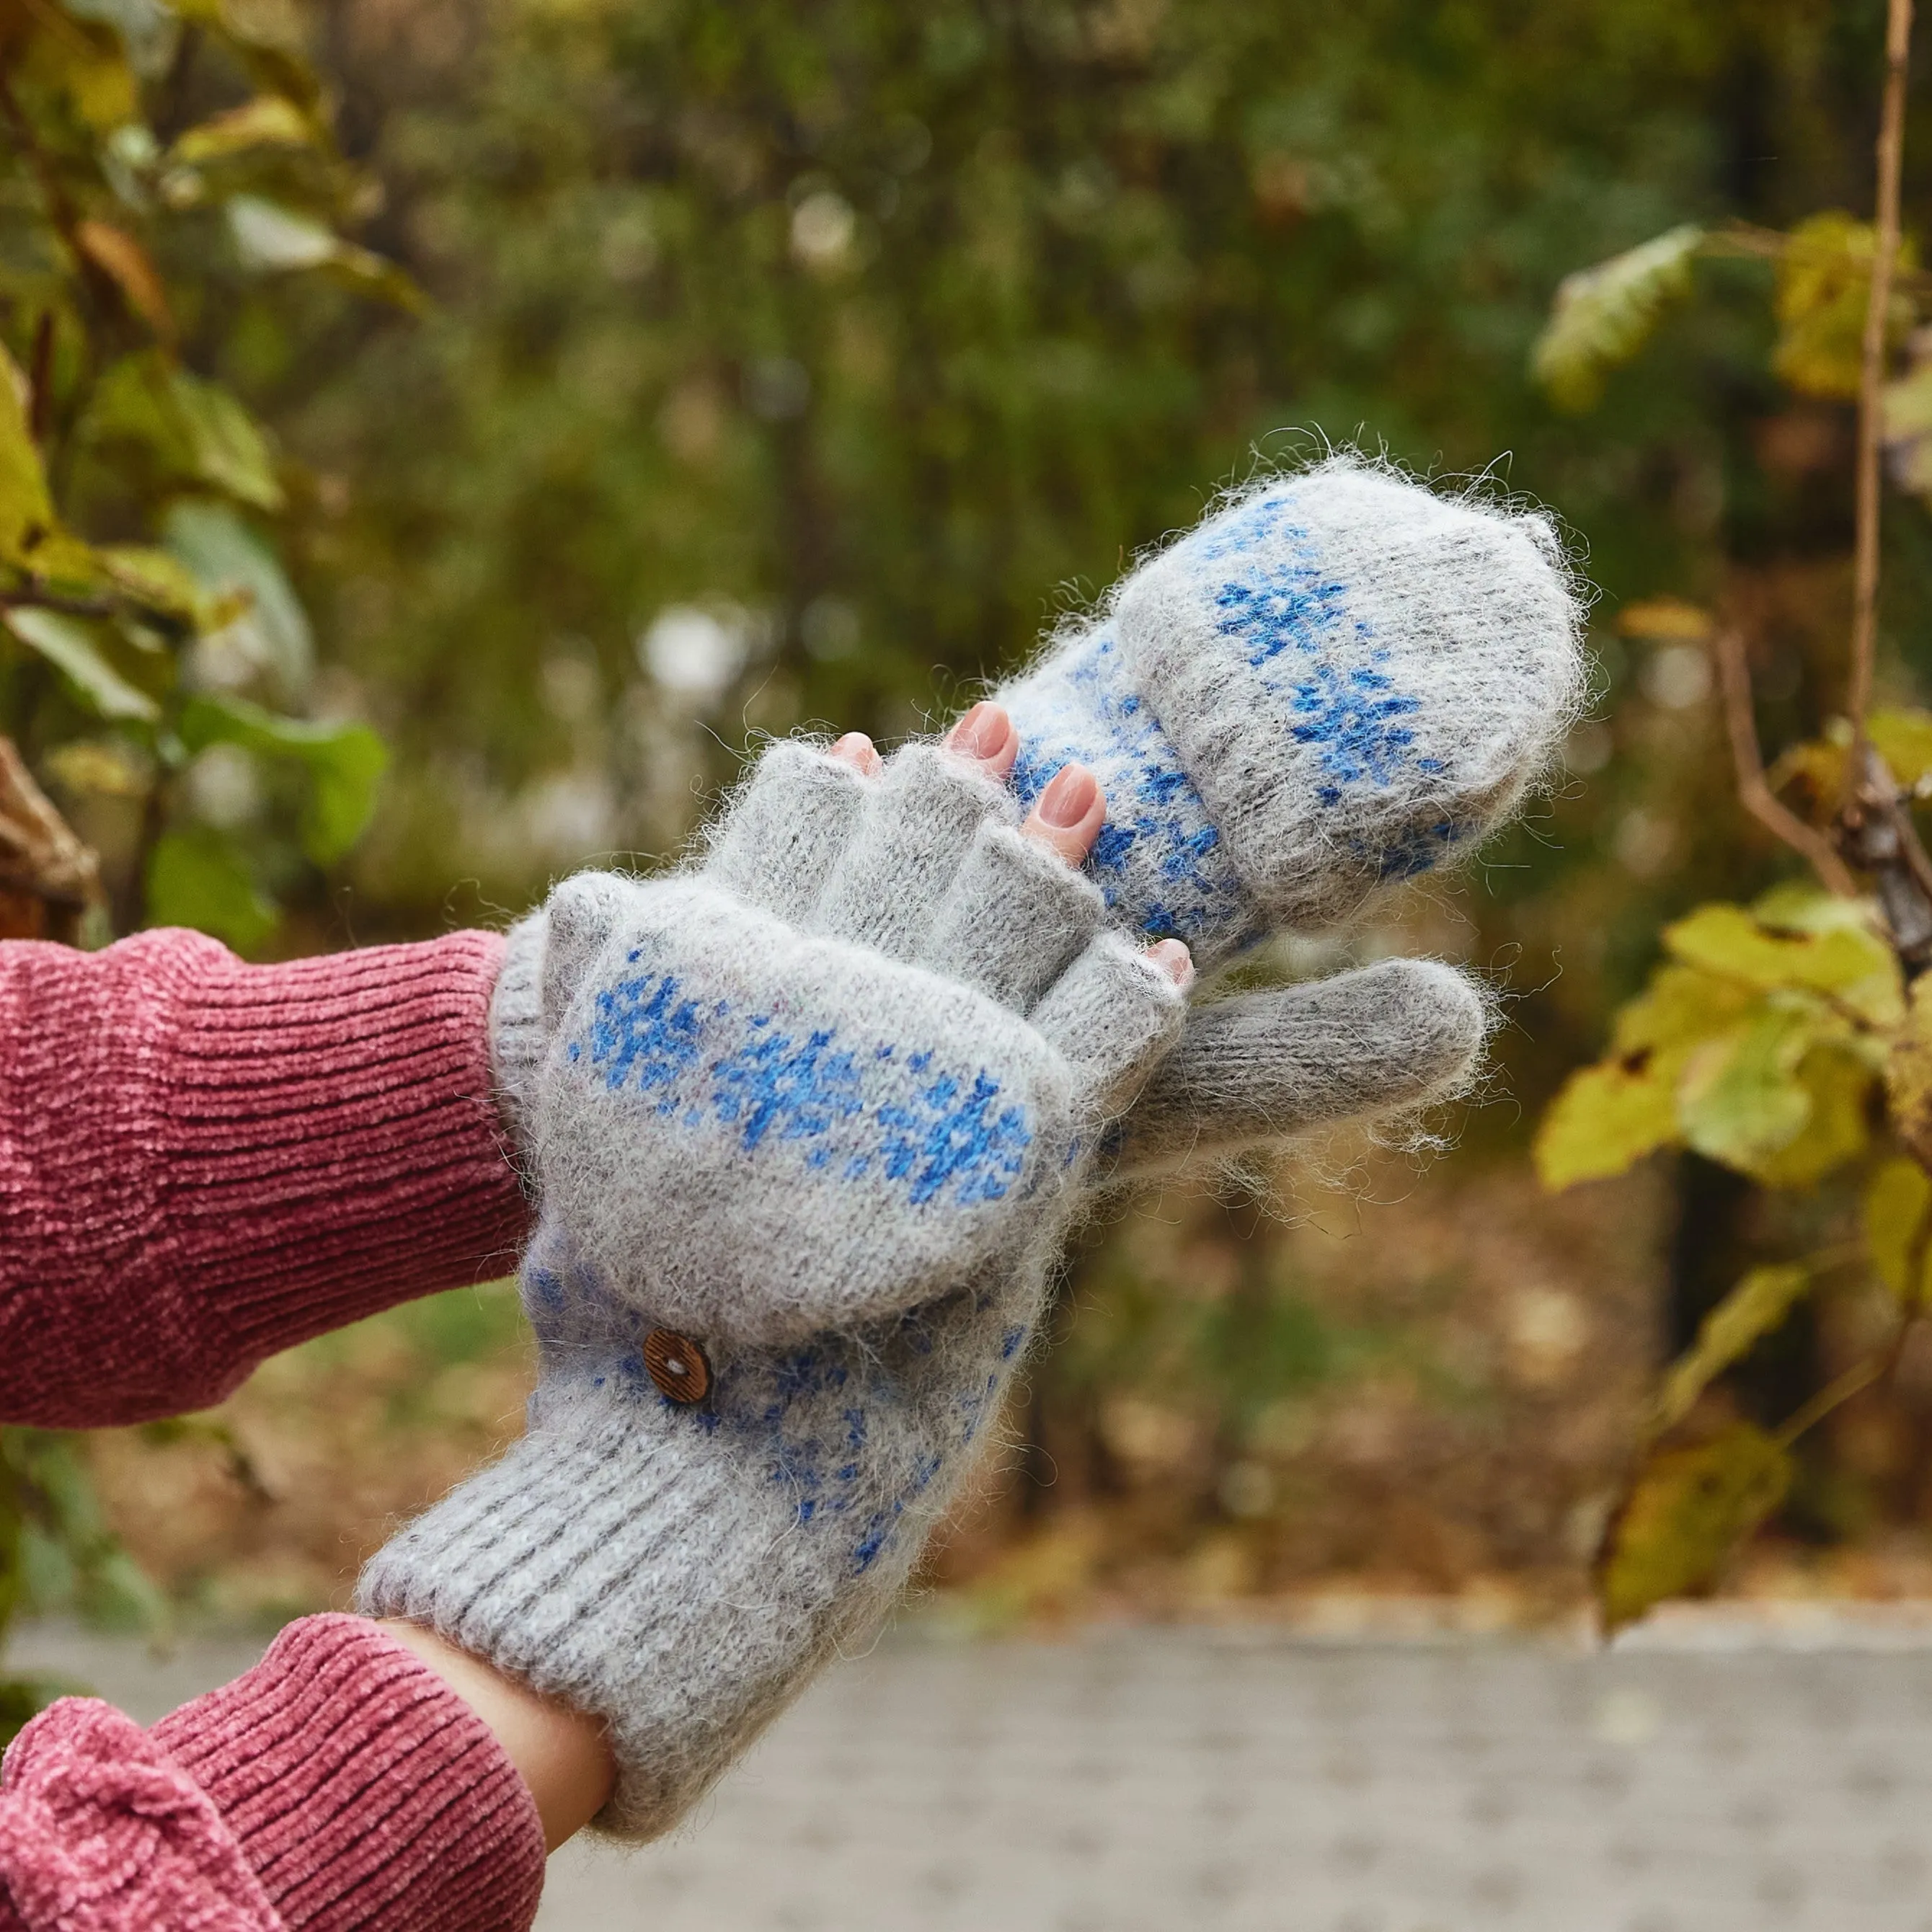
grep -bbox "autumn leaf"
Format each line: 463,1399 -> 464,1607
1533,1057 -> 1680,1189
1598,1424 -> 1792,1634
1531,224 -> 1704,412
1649,1265 -> 1814,1438
74,221 -> 174,339
1773,211 -> 1917,402
1865,1158 -> 1932,1306
1665,897 -> 1902,1029
169,94 -> 317,164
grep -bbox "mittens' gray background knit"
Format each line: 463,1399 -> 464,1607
361,740 -> 1186,1837
998,456 -> 1587,972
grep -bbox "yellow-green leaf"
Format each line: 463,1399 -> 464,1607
1866,1157 -> 1932,1305
1534,1058 -> 1680,1190
226,199 -> 428,314
16,16 -> 139,129
0,352 -> 96,585
43,738 -> 151,799
1747,1044 -> 1874,1187
97,545 -> 203,621
1610,960 -> 1760,1056
0,351 -> 57,567
1531,224 -> 1704,412
1770,712 -> 1932,805
1773,211 -> 1917,402
1675,1004 -> 1820,1172
1873,709 -> 1932,797
169,94 -> 316,164
1665,898 -> 1902,1028
1536,962 -> 1762,1192
1651,1265 -> 1814,1438
1616,595 -> 1713,642
85,353 -> 284,512
1598,1424 -> 1792,1634
1,609 -> 160,722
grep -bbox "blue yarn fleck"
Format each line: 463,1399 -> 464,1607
709,1025 -> 864,1151
1006,623 -> 1247,949
586,971 -> 706,1094
876,1068 -> 1032,1208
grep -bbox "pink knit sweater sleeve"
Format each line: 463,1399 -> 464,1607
0,926 -> 535,1427
0,1616 -> 547,1932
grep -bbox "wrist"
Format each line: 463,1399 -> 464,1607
376,1619 -> 615,1851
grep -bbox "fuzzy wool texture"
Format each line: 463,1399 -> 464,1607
1102,956 -> 1493,1179
359,741 -> 1187,1840
998,454 -> 1588,973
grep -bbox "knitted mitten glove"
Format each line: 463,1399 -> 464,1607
983,455 -> 1585,1174
359,741 -> 1188,1838
996,454 -> 1585,972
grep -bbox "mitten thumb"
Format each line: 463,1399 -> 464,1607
1102,957 -> 1489,1179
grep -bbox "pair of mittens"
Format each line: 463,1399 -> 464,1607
360,456 -> 1587,1841
360,742 -> 1187,1838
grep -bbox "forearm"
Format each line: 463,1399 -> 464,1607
0,928 -> 534,1427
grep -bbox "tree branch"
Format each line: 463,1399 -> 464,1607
1714,626 -> 1858,896
0,737 -> 98,944
1847,0 -> 1915,746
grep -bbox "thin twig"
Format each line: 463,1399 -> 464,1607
1714,627 -> 1858,895
1776,1354 -> 1888,1448
1777,1308 -> 1925,1449
1847,0 -> 1916,747
1840,741 -> 1932,974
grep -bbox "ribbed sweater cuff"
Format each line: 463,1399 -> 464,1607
158,931 -> 534,1363
0,926 -> 539,1424
152,1615 -> 546,1932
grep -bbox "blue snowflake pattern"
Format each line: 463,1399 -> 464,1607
1285,659 -> 1422,802
1371,815 -> 1468,880
1195,489 -> 1433,811
876,1068 -> 1033,1208
586,970 -> 705,1094
1009,626 -> 1247,945
709,1021 -> 864,1151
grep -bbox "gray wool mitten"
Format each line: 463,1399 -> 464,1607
997,453 -> 1587,972
980,453 -> 1586,1174
359,740 -> 1189,1838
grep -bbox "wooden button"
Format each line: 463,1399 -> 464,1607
644,1327 -> 712,1404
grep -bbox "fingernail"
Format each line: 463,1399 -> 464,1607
948,702 -> 1006,761
830,732 -> 881,776
1147,938 -> 1194,990
1039,763 -> 1098,829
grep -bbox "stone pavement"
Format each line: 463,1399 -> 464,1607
14,1612 -> 1932,1931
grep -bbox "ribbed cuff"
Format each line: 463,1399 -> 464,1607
356,1388 -> 740,1843
0,926 -> 539,1425
153,1615 -> 546,1932
158,931 -> 535,1365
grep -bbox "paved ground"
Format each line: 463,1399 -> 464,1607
14,1613 -> 1932,1931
